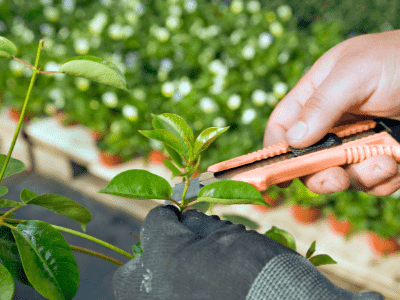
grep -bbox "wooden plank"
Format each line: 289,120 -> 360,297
212,204 -> 400,299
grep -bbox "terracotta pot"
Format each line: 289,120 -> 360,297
368,232 -> 399,255
9,108 -> 32,123
291,204 -> 322,224
99,151 -> 125,167
328,214 -> 354,236
149,149 -> 166,165
90,129 -> 105,141
253,194 -> 283,212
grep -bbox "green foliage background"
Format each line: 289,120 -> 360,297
0,0 -> 399,237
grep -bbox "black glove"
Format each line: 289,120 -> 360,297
112,205 -> 300,300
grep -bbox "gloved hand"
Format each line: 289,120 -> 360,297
112,205 -> 300,300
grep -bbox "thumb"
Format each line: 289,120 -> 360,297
285,62 -> 372,148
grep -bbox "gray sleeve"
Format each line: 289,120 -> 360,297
246,253 -> 384,300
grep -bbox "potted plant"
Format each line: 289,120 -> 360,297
286,179 -> 329,224
253,184 -> 285,212
148,148 -> 167,165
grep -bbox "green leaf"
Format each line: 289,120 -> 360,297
0,263 -> 14,300
194,126 -> 229,154
0,36 -> 17,58
26,194 -> 92,232
0,199 -> 24,209
0,155 -> 25,180
132,241 -> 143,258
0,212 -> 15,218
265,232 -> 291,248
197,180 -> 267,205
99,170 -> 173,200
308,254 -> 337,267
59,55 -> 127,90
184,155 -> 201,178
189,202 -> 209,213
0,226 -> 31,287
20,188 -> 38,203
12,221 -> 79,300
163,159 -> 183,178
0,186 -> 8,198
152,113 -> 194,158
306,241 -> 316,258
264,226 -> 296,251
164,145 -> 185,168
222,214 -> 259,229
139,129 -> 183,154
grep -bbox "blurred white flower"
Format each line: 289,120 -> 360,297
199,97 -> 217,113
122,25 -> 135,39
251,89 -> 268,106
89,12 -> 108,35
0,21 -> 6,33
62,0 -> 75,12
231,0 -> 243,14
172,91 -> 183,102
277,5 -> 292,21
49,88 -> 65,109
230,29 -> 243,45
21,29 -> 35,43
247,1 -> 260,14
178,78 -> 192,95
44,61 -> 60,72
149,139 -> 163,150
265,92 -> 278,106
208,60 -> 228,77
122,105 -> 139,121
100,0 -> 112,7
154,27 -> 170,42
162,82 -> 175,97
75,77 -> 90,91
9,60 -> 24,76
166,16 -> 180,30
134,2 -> 146,15
278,50 -> 290,64
227,94 -> 241,110
110,121 -> 122,133
213,117 -> 227,127
90,36 -> 101,48
102,92 -> 118,108
169,5 -> 182,16
40,23 -> 55,36
242,108 -> 256,124
160,58 -> 173,72
243,71 -> 254,81
23,67 -> 32,78
53,44 -> 67,57
125,51 -> 138,68
42,38 -> 54,51
270,22 -> 284,37
208,25 -> 221,37
242,45 -> 256,60
74,38 -> 89,55
90,99 -> 100,110
210,82 -> 224,95
133,88 -> 146,101
40,0 -> 53,5
258,32 -> 273,49
184,0 -> 197,13
125,11 -> 139,25
108,23 -> 123,40
44,6 -> 59,22
273,82 -> 288,98
58,27 -> 70,40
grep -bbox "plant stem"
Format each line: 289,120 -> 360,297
70,245 -> 123,266
0,40 -> 44,184
3,218 -> 134,260
180,176 -> 190,207
12,57 -> 34,69
2,206 -> 22,219
129,232 -> 140,239
50,224 -> 135,260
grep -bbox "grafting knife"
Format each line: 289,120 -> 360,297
171,117 -> 400,203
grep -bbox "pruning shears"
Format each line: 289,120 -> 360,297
171,117 -> 400,203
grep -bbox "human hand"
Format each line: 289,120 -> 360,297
264,30 -> 400,196
112,205 -> 299,300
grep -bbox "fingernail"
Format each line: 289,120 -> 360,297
286,121 -> 308,141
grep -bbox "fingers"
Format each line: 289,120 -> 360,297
140,205 -> 193,249
302,167 -> 350,194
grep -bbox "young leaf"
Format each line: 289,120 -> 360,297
222,214 -> 259,229
306,241 -> 316,258
12,221 -> 80,300
152,113 -> 194,158
0,186 -> 8,198
163,159 -> 183,178
26,194 -> 92,232
20,188 -> 38,203
0,155 -> 25,179
264,226 -> 296,251
0,226 -> 32,287
183,155 -> 201,178
164,145 -> 185,168
99,170 -> 173,200
0,199 -> 24,208
0,36 -> 17,58
197,180 -> 267,205
139,129 -> 184,154
59,55 -> 127,90
265,232 -> 290,248
188,202 -> 209,213
0,263 -> 14,300
132,241 -> 143,258
308,254 -> 337,267
194,126 -> 229,154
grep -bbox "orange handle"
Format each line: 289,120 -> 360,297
231,131 -> 400,191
